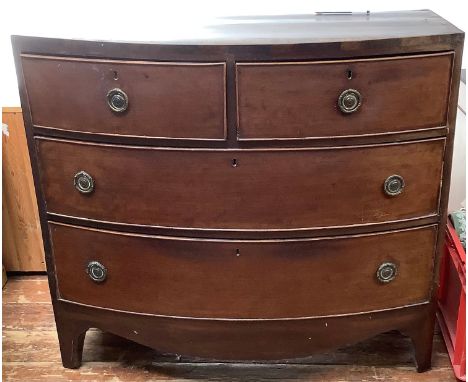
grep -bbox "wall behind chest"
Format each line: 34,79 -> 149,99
0,1 -> 467,106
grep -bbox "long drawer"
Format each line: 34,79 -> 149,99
51,222 -> 437,319
21,55 -> 226,140
236,53 -> 453,140
36,137 -> 444,231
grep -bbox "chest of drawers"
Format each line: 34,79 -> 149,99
12,10 -> 464,372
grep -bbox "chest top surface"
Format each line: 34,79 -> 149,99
12,10 -> 462,46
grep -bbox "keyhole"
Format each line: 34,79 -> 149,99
236,249 -> 240,257
346,69 -> 353,80
113,70 -> 119,80
232,158 -> 238,167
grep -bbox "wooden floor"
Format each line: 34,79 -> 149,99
2,276 -> 457,381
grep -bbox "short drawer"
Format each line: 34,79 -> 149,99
51,222 -> 436,319
21,55 -> 226,140
36,137 -> 444,232
236,53 -> 452,140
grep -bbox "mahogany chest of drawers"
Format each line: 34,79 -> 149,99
12,10 -> 464,372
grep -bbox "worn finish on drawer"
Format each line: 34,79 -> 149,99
36,137 -> 444,231
51,222 -> 436,319
236,53 -> 453,140
21,55 -> 226,139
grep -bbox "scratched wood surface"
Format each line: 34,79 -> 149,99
2,276 -> 457,382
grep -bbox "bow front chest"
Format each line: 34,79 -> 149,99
12,10 -> 464,372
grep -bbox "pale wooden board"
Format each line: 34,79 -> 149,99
2,276 -> 457,381
2,277 -> 51,304
0,363 -> 458,382
2,110 -> 45,271
1,328 -> 453,367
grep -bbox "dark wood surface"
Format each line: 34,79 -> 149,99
51,299 -> 434,363
22,55 -> 226,140
237,53 -> 452,140
36,137 -> 444,233
2,276 -> 457,381
11,10 -> 464,373
51,222 -> 436,319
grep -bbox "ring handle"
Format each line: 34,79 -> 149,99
384,175 -> 405,196
338,89 -> 362,114
87,261 -> 107,283
376,262 -> 398,283
74,171 -> 94,194
107,88 -> 128,113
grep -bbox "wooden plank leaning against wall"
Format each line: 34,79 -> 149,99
2,107 -> 45,271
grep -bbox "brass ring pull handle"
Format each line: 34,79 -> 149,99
376,262 -> 398,283
74,171 -> 94,194
107,88 -> 128,113
384,175 -> 405,196
87,261 -> 107,283
338,89 -> 362,114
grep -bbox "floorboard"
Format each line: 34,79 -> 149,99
2,276 -> 458,381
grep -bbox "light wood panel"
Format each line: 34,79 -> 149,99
2,108 -> 45,271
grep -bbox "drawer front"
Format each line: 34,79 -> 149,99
51,223 -> 436,319
21,55 -> 226,140
237,53 -> 452,140
36,138 -> 444,231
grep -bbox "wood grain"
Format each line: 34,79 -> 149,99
51,222 -> 437,319
1,328 -> 450,366
2,303 -> 55,330
36,137 -> 445,233
236,53 -> 453,140
2,109 -> 45,271
2,276 -> 51,304
2,362 -> 458,382
2,276 -> 456,381
22,55 -> 226,140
